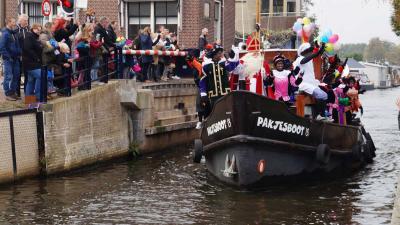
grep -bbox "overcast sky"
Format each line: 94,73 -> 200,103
308,0 -> 400,44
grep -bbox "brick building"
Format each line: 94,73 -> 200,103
3,0 -> 235,49
236,0 -> 304,35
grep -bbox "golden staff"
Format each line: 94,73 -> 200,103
255,0 -> 261,51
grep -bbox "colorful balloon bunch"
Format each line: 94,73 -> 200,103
318,29 -> 340,55
292,17 -> 316,42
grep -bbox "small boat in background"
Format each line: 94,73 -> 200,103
346,58 -> 375,90
356,73 -> 375,91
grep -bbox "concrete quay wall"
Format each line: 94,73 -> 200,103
42,79 -> 199,175
43,81 -> 132,174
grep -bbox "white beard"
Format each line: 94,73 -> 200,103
241,52 -> 265,79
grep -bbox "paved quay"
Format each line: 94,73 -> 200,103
0,76 -> 25,112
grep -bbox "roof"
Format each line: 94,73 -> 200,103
347,58 -> 365,69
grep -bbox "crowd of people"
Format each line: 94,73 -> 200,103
0,13 -> 184,102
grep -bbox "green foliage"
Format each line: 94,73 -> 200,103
129,142 -> 141,158
264,29 -> 294,47
392,0 -> 400,36
338,43 -> 367,61
235,29 -> 294,48
361,37 -> 400,65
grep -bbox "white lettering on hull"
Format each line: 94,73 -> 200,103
256,117 -> 310,137
207,118 -> 232,136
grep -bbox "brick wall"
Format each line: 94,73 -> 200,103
179,0 -> 216,49
223,0 -> 235,48
179,0 -> 236,49
4,0 -> 18,21
87,0 -> 119,25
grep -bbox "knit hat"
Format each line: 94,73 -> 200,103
207,47 -> 224,58
273,54 -> 285,65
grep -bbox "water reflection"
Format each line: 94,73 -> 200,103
0,88 -> 399,224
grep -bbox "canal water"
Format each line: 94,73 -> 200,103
0,88 -> 399,225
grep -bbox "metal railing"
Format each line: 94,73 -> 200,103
36,48 -> 120,103
36,47 -> 189,103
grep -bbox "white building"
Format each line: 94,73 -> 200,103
360,62 -> 391,89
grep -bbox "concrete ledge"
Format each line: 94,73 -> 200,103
155,107 -> 196,120
141,79 -> 196,90
154,114 -> 197,126
145,121 -> 197,136
153,88 -> 197,98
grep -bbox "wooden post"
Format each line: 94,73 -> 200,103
255,0 -> 260,51
256,0 -> 260,24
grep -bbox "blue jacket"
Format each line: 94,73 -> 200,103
139,34 -> 153,63
0,28 -> 22,60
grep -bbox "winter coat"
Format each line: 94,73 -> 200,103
198,35 -> 207,51
41,42 -> 56,66
16,24 -> 29,49
0,28 -> 22,60
89,40 -> 103,58
139,34 -> 160,63
107,25 -> 117,44
94,23 -> 115,50
22,32 -> 43,71
39,31 -> 56,66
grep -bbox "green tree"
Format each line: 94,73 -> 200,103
362,37 -> 400,65
363,38 -> 387,62
392,0 -> 400,36
339,43 -> 367,61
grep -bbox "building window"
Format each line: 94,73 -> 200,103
214,2 -> 220,20
23,2 -> 58,25
204,2 -> 210,18
261,0 -> 270,14
273,0 -> 283,15
127,1 -> 178,39
287,0 -> 296,13
155,2 -> 178,34
128,2 -> 151,38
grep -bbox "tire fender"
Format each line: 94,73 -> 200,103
316,144 -> 331,165
352,144 -> 362,161
193,139 -> 203,163
363,140 -> 374,163
365,132 -> 376,155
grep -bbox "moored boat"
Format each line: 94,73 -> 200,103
193,91 -> 376,187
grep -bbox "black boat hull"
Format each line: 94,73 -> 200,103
196,91 -> 375,187
204,135 -> 359,187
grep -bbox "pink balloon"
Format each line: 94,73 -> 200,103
329,34 -> 339,44
297,30 -> 303,37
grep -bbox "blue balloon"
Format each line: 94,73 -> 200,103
320,35 -> 329,43
324,29 -> 333,38
293,22 -> 302,32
